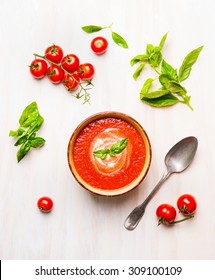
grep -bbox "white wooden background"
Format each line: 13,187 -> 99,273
1,0 -> 215,260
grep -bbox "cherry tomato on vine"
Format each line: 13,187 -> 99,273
91,36 -> 108,55
37,196 -> 53,213
45,44 -> 63,63
61,54 -> 80,73
77,63 -> 95,81
29,59 -> 48,79
177,194 -> 197,215
63,73 -> 80,92
156,204 -> 177,225
47,65 -> 64,84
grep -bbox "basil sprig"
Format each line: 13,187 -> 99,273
9,101 -> 45,162
82,23 -> 128,49
93,138 -> 128,159
131,33 -> 203,110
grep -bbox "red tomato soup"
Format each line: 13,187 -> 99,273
73,117 -> 147,190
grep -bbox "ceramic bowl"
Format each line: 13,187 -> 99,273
67,112 -> 152,196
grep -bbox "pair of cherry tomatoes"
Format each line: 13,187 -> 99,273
156,194 -> 197,225
29,44 -> 95,92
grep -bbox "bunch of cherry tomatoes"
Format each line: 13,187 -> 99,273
30,45 -> 95,94
29,37 -> 108,103
156,194 -> 197,226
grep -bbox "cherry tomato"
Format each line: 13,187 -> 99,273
77,63 -> 95,81
156,204 -> 177,225
29,59 -> 48,79
91,36 -> 108,55
61,54 -> 80,73
177,194 -> 197,215
47,65 -> 65,84
63,73 -> 80,92
45,44 -> 63,63
37,196 -> 53,213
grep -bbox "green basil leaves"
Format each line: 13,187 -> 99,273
93,138 -> 128,159
82,23 -> 128,49
131,33 -> 203,109
9,101 -> 45,162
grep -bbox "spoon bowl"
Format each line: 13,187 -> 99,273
165,136 -> 198,173
124,136 -> 198,231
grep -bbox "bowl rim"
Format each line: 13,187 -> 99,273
67,111 -> 152,197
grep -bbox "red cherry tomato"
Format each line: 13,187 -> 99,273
61,54 -> 80,73
45,44 -> 63,63
29,59 -> 48,79
37,196 -> 53,213
47,65 -> 64,84
156,204 -> 177,225
77,63 -> 95,81
91,36 -> 108,55
177,194 -> 197,215
63,73 -> 80,92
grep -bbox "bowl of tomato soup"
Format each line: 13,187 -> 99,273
67,112 -> 152,196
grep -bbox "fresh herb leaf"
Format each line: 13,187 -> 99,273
93,149 -> 110,159
178,46 -> 203,82
141,94 -> 180,107
19,101 -> 39,127
9,101 -> 45,162
30,137 -> 46,148
161,60 -> 178,82
111,32 -> 128,49
142,89 -> 170,99
81,25 -> 103,33
130,54 -> 148,66
93,138 -> 128,159
146,44 -> 155,56
148,50 -> 162,67
140,78 -> 154,99
133,63 -> 145,80
109,138 -> 128,156
17,141 -> 31,162
165,81 -> 187,96
159,33 -> 168,49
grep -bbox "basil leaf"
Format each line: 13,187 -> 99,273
149,50 -> 162,67
9,101 -> 45,162
142,89 -> 170,99
130,54 -> 148,66
161,60 -> 178,82
109,138 -> 128,157
27,115 -> 44,134
178,46 -> 203,82
93,149 -> 109,159
141,94 -> 179,107
111,32 -> 128,48
133,63 -> 145,80
17,141 -> 31,162
165,81 -> 187,96
19,101 -> 39,127
159,33 -> 168,50
14,136 -> 27,146
30,137 -> 46,148
140,78 -> 154,99
146,44 -> 155,56
81,25 -> 103,33
9,128 -> 25,137
159,74 -> 172,86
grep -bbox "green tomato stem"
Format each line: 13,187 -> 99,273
170,214 -> 194,224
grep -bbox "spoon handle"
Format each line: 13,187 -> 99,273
124,170 -> 171,231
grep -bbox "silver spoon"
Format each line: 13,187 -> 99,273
124,136 -> 198,231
